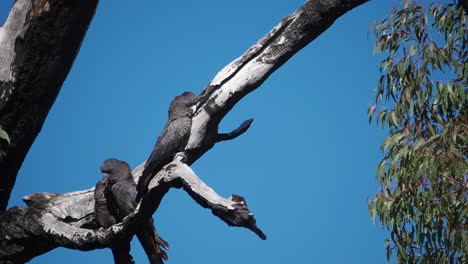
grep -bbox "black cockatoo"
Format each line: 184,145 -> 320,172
95,158 -> 169,264
136,91 -> 196,201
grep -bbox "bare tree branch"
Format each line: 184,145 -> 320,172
0,0 -> 369,262
216,119 -> 254,142
145,155 -> 266,240
0,0 -> 99,212
0,157 -> 264,262
184,0 -> 369,163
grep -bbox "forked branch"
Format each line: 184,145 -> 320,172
0,0 -> 369,262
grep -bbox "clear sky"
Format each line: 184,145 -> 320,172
1,1 -> 399,263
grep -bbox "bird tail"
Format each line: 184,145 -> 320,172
136,219 -> 169,264
136,159 -> 167,202
111,242 -> 134,264
135,167 -> 154,202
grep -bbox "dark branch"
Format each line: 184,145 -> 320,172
0,159 -> 265,262
0,0 -> 99,212
211,194 -> 267,240
0,0 -> 369,261
216,119 -> 254,142
185,0 -> 370,162
459,0 -> 468,14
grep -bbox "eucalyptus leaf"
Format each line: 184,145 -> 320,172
0,128 -> 10,144
369,1 -> 467,262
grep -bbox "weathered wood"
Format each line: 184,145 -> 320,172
0,159 -> 263,262
143,155 -> 266,240
184,0 -> 369,163
0,0 -> 99,212
216,119 -> 254,142
0,0 -> 369,262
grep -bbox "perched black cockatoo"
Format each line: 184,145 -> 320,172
95,158 -> 169,264
95,178 -> 135,264
136,91 -> 196,201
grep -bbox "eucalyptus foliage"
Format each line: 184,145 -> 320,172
0,127 -> 9,158
368,0 -> 467,263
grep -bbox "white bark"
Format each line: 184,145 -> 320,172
0,0 -> 31,83
0,0 -> 99,212
0,0 -> 369,262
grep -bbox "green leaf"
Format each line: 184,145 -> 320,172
370,2 -> 467,261
0,128 -> 9,144
369,201 -> 377,224
368,105 -> 376,123
409,42 -> 416,56
390,111 -> 398,127
403,0 -> 410,10
386,245 -> 392,262
377,159 -> 387,178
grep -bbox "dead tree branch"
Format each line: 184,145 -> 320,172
143,155 -> 266,240
0,157 -> 263,262
0,0 -> 99,212
184,0 -> 369,163
216,119 -> 254,142
0,0 -> 369,262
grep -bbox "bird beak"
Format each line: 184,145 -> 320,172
101,172 -> 111,179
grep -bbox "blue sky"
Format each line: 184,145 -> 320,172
1,1 -> 398,263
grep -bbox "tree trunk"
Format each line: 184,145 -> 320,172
0,0 -> 99,212
0,0 -> 369,262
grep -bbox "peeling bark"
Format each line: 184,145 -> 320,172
0,159 -> 264,262
0,0 -> 369,262
185,0 -> 369,163
0,0 -> 99,212
143,156 -> 266,240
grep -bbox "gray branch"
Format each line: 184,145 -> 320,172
0,0 -> 369,262
0,159 -> 264,262
144,155 -> 266,240
216,119 -> 254,142
0,0 -> 99,212
184,0 -> 369,163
